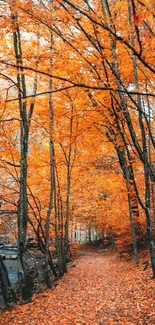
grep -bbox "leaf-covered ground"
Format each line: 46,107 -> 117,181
1,247 -> 155,325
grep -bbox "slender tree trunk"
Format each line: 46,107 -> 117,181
54,167 -> 66,275
63,99 -> 75,266
63,165 -> 71,263
106,129 -> 139,262
144,167 -> 155,277
88,223 -> 92,242
127,184 -> 139,264
44,31 -> 57,286
10,4 -> 30,297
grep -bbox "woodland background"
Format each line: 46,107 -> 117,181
0,0 -> 155,307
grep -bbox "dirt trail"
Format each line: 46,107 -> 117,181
1,248 -> 155,325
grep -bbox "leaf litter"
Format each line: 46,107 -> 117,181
0,248 -> 155,325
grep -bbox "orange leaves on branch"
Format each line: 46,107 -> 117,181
133,14 -> 143,27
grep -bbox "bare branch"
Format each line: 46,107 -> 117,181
0,158 -> 20,168
0,118 -> 21,122
0,210 -> 18,215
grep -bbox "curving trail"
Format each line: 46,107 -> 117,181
1,248 -> 155,325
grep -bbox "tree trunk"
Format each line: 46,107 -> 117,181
127,191 -> 139,264
44,30 -> 58,286
10,3 -> 34,298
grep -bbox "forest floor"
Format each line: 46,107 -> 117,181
1,246 -> 155,325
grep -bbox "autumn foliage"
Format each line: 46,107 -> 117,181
0,0 -> 155,311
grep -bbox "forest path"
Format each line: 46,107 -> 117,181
1,247 -> 155,325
